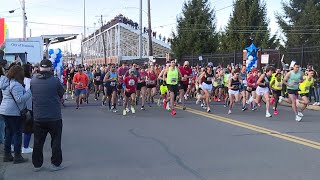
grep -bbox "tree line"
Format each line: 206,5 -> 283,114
171,0 -> 320,70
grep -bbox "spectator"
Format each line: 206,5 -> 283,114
31,59 -> 65,171
0,66 -> 5,146
0,65 -> 32,164
159,34 -> 162,40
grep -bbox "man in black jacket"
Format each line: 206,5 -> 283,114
30,59 -> 65,172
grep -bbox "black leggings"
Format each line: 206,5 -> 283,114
273,90 -> 282,110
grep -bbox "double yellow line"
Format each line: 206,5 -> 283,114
176,106 -> 320,150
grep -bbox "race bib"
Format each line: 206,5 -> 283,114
207,77 -> 212,81
110,82 -> 116,86
294,80 -> 299,85
276,82 -> 282,87
96,76 -> 100,80
171,78 -> 177,83
129,79 -> 135,86
305,86 -> 310,91
149,80 -> 155,84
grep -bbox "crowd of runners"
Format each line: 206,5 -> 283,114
63,60 -> 319,122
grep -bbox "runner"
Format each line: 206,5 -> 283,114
84,65 -> 93,104
227,69 -> 242,114
163,60 -> 182,116
146,64 -> 158,107
123,69 -> 138,116
117,63 -> 129,106
270,72 -> 283,115
73,65 -> 89,109
255,66 -> 274,118
65,64 -> 74,100
247,68 -> 259,111
93,66 -> 103,101
279,63 -> 304,121
297,69 -> 314,117
239,65 -> 248,111
158,63 -> 169,108
197,65 -> 214,113
138,66 -> 148,110
178,61 -> 192,110
103,65 -> 118,112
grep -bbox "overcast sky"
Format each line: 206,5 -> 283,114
1,0 -> 283,53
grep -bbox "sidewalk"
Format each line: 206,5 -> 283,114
280,102 -> 320,111
0,144 -> 5,180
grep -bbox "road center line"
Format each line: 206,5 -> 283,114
176,106 -> 320,150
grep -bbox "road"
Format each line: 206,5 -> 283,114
2,98 -> 320,180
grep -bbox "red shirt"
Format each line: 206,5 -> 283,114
73,72 -> 89,89
247,74 -> 259,88
139,71 -> 148,82
179,66 -> 192,84
124,76 -> 138,93
147,71 -> 157,85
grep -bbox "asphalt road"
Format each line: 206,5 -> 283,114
2,98 -> 320,180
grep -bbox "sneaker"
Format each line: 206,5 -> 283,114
33,167 -> 43,172
183,106 -> 186,110
278,96 -> 284,103
298,112 -> 304,117
13,154 -> 28,164
295,115 -> 302,122
228,110 -> 232,114
112,108 -> 118,113
258,103 -> 261,107
207,107 -> 211,113
252,106 -> 257,111
95,98 -> 98,101
184,94 -> 188,100
242,106 -> 247,111
123,109 -> 127,116
22,147 -> 33,154
166,102 -> 171,110
3,153 -> 14,162
217,98 -> 221,102
102,101 -> 105,106
266,112 -> 272,118
313,102 -> 318,106
141,106 -> 145,110
317,102 -> 320,106
126,108 -> 130,112
273,110 -> 279,115
171,109 -> 177,116
131,106 -> 136,114
50,164 -> 65,172
157,99 -> 161,107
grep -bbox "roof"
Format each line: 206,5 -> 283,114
41,34 -> 78,44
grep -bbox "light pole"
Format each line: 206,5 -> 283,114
139,0 -> 143,60
21,0 -> 27,39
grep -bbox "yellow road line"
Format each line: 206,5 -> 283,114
176,106 -> 320,150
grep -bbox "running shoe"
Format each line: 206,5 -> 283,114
141,106 -> 145,110
298,112 -> 304,117
228,110 -> 232,114
131,106 -> 136,114
266,112 -> 272,118
171,109 -> 177,116
278,96 -> 284,103
207,107 -> 211,113
123,109 -> 127,116
273,110 -> 279,115
295,115 -> 302,122
242,106 -> 247,111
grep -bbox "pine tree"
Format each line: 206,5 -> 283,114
171,0 -> 218,60
221,0 -> 271,51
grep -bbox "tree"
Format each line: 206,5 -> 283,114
171,0 -> 218,60
277,0 -> 320,69
221,0 -> 272,51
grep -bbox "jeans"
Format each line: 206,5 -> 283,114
315,87 -> 320,102
3,116 -> 23,154
32,120 -> 63,168
0,115 -> 5,144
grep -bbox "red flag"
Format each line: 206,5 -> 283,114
0,18 -> 4,47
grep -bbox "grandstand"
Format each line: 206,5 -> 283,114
82,15 -> 171,65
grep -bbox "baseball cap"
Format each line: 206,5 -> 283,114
129,69 -> 135,73
252,68 -> 258,73
40,59 -> 52,68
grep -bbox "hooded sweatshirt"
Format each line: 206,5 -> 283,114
31,71 -> 65,122
0,75 -> 32,116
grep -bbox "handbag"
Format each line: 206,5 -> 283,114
9,82 -> 32,121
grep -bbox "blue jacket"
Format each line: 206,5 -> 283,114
0,76 -> 32,116
31,72 -> 65,122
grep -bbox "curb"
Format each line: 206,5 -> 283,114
280,102 -> 320,111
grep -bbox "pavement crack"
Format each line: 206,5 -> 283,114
129,129 -> 207,180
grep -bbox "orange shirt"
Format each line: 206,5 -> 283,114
73,72 -> 89,89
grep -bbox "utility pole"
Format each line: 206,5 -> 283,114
139,0 -> 143,60
22,0 -> 27,39
147,0 -> 153,58
83,0 -> 86,38
101,15 -> 107,64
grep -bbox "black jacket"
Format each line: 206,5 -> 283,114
31,71 -> 64,122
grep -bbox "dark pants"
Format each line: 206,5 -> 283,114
3,116 -> 23,154
32,120 -> 63,168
